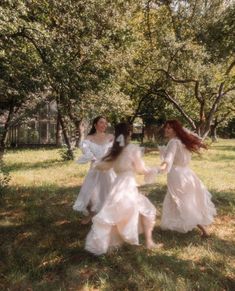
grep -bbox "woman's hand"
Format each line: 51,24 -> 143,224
159,162 -> 167,173
79,121 -> 86,141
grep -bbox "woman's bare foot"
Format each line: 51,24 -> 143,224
197,224 -> 209,238
146,241 -> 163,250
201,232 -> 210,239
81,215 -> 92,225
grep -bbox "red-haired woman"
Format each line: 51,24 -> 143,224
158,120 -> 216,237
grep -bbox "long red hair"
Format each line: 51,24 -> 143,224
164,120 -> 207,153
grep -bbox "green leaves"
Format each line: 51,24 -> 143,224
0,0 -> 234,144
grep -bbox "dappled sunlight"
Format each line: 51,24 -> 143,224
54,219 -> 71,226
211,216 -> 235,241
0,140 -> 234,290
39,254 -> 65,269
10,167 -> 85,188
0,218 -> 21,227
0,209 -> 25,225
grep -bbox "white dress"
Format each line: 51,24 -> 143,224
160,138 -> 216,233
73,140 -> 116,215
85,144 -> 157,255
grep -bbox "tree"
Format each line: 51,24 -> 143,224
210,94 -> 235,141
0,4 -> 45,153
0,0 -> 138,157
121,0 -> 235,138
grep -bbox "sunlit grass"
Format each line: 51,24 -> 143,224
0,139 -> 234,290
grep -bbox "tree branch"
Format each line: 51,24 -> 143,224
157,68 -> 202,103
225,59 -> 235,75
129,95 -> 146,124
221,86 -> 235,97
167,44 -> 186,72
157,69 -> 197,83
2,27 -> 50,65
162,90 -> 197,130
20,31 -> 48,64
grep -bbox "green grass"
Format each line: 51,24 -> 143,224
0,139 -> 235,290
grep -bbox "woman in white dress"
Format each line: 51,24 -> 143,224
85,122 -> 158,255
73,116 -> 115,224
158,120 -> 216,237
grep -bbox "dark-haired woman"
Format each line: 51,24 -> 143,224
158,120 -> 216,237
73,116 -> 115,224
85,122 -> 158,255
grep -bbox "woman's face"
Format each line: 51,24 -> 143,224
95,118 -> 108,133
164,123 -> 176,138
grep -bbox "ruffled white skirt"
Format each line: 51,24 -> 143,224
85,172 -> 157,255
73,166 -> 116,215
161,166 -> 216,233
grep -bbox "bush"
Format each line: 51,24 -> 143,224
0,161 -> 10,197
59,146 -> 74,161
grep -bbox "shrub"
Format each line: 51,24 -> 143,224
0,161 -> 10,197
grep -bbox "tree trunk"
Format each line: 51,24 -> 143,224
69,118 -> 84,148
56,114 -> 63,146
201,128 -> 211,140
57,111 -> 74,159
144,124 -> 155,141
75,120 -> 84,147
66,99 -> 84,147
210,124 -> 218,142
0,104 -> 14,154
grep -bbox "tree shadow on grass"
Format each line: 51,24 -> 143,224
1,182 -> 234,290
212,145 -> 235,152
153,226 -> 235,257
71,243 -> 235,291
211,189 -> 235,214
193,153 -> 235,162
208,154 -> 235,161
0,183 -> 88,289
139,184 -> 166,203
4,159 -> 67,172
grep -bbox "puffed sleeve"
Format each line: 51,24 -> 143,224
158,145 -> 167,161
76,140 -> 95,164
131,145 -> 148,174
163,139 -> 178,172
130,145 -> 158,183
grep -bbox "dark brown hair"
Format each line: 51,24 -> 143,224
88,116 -> 107,135
103,122 -> 132,162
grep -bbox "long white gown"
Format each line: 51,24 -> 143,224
85,144 -> 157,255
73,140 -> 116,215
160,138 -> 216,233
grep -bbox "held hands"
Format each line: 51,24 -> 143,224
158,162 -> 167,174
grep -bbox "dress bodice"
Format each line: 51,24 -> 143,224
77,140 -> 113,164
113,144 -> 146,174
163,138 -> 191,172
96,144 -> 148,174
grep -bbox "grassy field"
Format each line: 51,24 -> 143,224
0,139 -> 234,291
